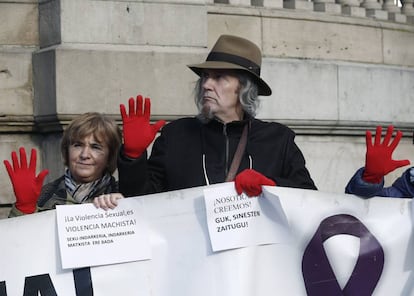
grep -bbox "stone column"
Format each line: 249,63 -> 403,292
383,0 -> 407,23
337,0 -> 367,16
0,1 -> 40,216
263,0 -> 284,8
361,0 -> 389,19
284,0 -> 314,10
228,0 -> 251,5
313,0 -> 342,13
401,0 -> 414,23
34,0 -> 209,178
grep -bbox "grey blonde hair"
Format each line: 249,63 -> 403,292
61,112 -> 122,174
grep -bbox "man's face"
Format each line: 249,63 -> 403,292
200,69 -> 242,123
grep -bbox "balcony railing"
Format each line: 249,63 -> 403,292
208,0 -> 414,24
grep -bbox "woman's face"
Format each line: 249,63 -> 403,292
68,134 -> 109,183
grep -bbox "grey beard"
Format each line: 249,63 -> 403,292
197,104 -> 214,123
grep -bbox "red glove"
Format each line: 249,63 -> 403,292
363,125 -> 410,183
3,147 -> 49,214
234,169 -> 276,197
120,95 -> 166,158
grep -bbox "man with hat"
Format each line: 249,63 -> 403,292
118,35 -> 317,197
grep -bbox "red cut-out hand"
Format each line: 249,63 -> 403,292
363,126 -> 410,183
4,147 -> 49,214
120,95 -> 166,158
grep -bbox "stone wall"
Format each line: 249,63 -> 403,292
0,0 -> 413,218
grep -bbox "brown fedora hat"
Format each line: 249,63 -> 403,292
188,35 -> 272,96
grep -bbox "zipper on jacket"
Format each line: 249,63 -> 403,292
223,124 -> 229,177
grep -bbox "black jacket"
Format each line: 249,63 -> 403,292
118,117 -> 316,197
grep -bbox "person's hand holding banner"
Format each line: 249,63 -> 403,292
234,169 -> 276,197
4,147 -> 49,214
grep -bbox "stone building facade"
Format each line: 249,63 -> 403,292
0,0 -> 413,218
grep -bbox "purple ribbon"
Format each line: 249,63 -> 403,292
302,214 -> 384,296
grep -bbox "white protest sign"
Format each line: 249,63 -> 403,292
56,199 -> 151,269
203,182 -> 291,252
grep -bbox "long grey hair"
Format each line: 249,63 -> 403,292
194,71 -> 259,122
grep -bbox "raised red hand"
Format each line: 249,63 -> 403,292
363,126 -> 410,183
120,95 -> 166,158
4,147 -> 49,214
234,169 -> 276,197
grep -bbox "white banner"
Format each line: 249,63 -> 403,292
0,184 -> 413,295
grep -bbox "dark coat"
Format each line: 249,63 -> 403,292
345,167 -> 414,198
119,117 -> 316,197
